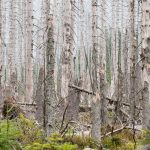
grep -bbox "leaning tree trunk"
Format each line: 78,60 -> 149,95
91,0 -> 101,141
141,0 -> 150,129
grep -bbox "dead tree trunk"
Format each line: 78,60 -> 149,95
35,68 -> 44,125
91,0 -> 101,141
45,15 -> 58,135
141,0 -> 150,129
8,0 -> 16,79
127,0 -> 137,128
0,0 -> 2,86
25,0 -> 33,103
61,0 -> 72,103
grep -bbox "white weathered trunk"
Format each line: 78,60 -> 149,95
110,0 -> 118,98
25,0 -> 33,103
91,0 -> 101,141
61,0 -> 72,101
80,0 -> 85,77
17,0 -> 24,82
8,0 -> 16,79
79,0 -> 88,106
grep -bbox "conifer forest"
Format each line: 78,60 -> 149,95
0,0 -> 150,150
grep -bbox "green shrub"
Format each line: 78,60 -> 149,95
0,114 -> 44,150
24,133 -> 78,150
24,142 -> 78,150
0,117 -> 78,150
64,135 -> 98,149
102,129 -> 138,150
2,116 -> 145,150
139,130 -> 150,145
16,114 -> 44,144
0,120 -> 21,150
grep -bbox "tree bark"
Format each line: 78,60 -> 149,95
141,0 -> 150,129
25,0 -> 33,103
61,0 -> 72,104
91,0 -> 101,141
45,15 -> 58,135
0,0 -> 2,86
35,68 -> 44,125
8,0 -> 16,79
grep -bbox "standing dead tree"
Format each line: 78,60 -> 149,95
141,0 -> 150,129
91,0 -> 101,141
45,15 -> 58,135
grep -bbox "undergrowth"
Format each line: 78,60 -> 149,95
0,116 -> 150,150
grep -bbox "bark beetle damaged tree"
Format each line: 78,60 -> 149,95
91,0 -> 101,142
141,0 -> 150,129
0,0 -> 150,149
45,14 -> 58,135
25,0 -> 33,104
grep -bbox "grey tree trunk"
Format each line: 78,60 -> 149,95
8,0 -> 16,79
128,0 -> 137,127
45,15 -> 58,135
99,0 -> 107,126
61,0 -> 72,102
91,0 -> 101,141
0,0 -> 2,86
35,68 -> 44,125
141,0 -> 150,129
25,0 -> 33,103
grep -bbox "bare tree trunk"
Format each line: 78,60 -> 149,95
100,0 -> 107,126
66,0 -> 81,121
80,0 -> 85,78
22,0 -> 27,87
123,28 -> 130,106
129,0 -> 136,125
61,0 -> 72,103
91,0 -> 101,141
45,15 -> 58,135
141,0 -> 150,129
35,68 -> 44,125
25,0 -> 33,103
8,0 -> 16,79
0,0 -> 2,86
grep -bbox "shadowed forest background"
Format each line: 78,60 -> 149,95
0,0 -> 150,150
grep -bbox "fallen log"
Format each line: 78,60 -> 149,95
101,125 -> 142,138
17,102 -> 36,106
69,84 -> 95,95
